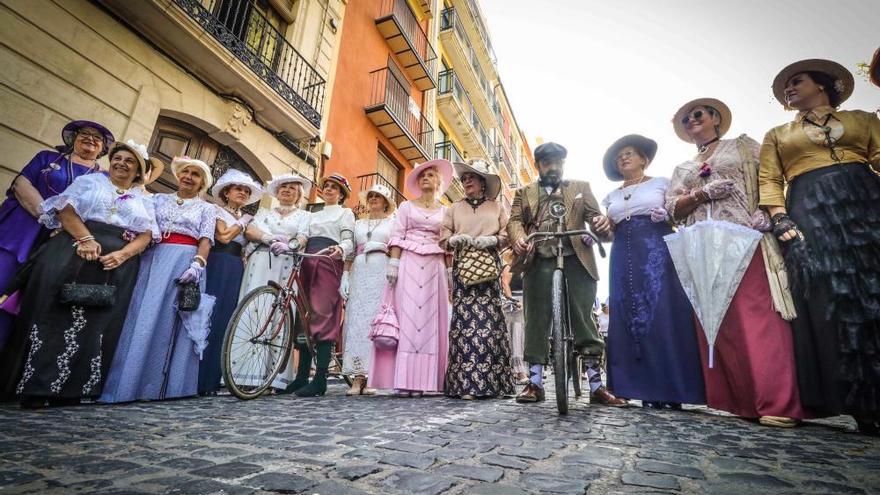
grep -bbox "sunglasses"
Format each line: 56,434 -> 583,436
680,108 -> 714,125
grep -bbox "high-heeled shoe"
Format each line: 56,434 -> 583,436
346,376 -> 366,396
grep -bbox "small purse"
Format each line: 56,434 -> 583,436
456,245 -> 500,286
369,286 -> 399,350
176,281 -> 201,312
59,262 -> 116,307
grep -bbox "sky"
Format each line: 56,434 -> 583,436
479,0 -> 880,300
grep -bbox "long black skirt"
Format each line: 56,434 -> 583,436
445,251 -> 514,398
786,163 -> 880,419
3,221 -> 140,400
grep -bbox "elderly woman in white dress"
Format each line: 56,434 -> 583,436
339,183 -> 396,396
235,173 -> 311,391
101,157 -> 217,403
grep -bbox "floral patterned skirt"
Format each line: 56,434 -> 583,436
445,253 -> 514,398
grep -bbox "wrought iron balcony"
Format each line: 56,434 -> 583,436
437,69 -> 491,159
172,0 -> 325,128
376,0 -> 438,91
356,172 -> 407,206
365,66 -> 434,162
440,7 -> 496,132
435,140 -> 465,163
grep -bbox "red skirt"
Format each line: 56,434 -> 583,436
300,241 -> 344,343
694,245 -> 805,419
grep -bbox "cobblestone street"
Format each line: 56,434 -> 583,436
1,380 -> 879,494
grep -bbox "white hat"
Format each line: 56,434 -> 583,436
171,156 -> 214,192
211,169 -> 263,205
108,139 -> 164,186
358,183 -> 397,214
267,173 -> 311,198
453,159 -> 502,200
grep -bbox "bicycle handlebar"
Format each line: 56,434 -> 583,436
525,229 -> 607,258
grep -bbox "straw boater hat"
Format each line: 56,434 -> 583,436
171,156 -> 214,192
602,134 -> 658,182
319,173 -> 352,202
405,159 -> 454,197
772,59 -> 854,109
211,169 -> 263,205
870,47 -> 880,88
108,139 -> 164,186
672,98 -> 732,144
453,159 -> 502,200
267,172 -> 311,198
60,120 -> 115,158
358,183 -> 397,214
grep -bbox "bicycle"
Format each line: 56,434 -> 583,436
524,200 -> 606,414
222,249 -> 352,400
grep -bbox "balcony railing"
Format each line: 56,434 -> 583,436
471,113 -> 491,157
365,66 -> 434,161
376,0 -> 437,90
357,172 -> 407,206
438,69 -> 475,118
435,140 -> 465,163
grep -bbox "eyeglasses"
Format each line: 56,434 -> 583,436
616,151 -> 636,163
77,131 -> 104,143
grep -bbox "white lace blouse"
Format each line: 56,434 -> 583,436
152,193 -> 216,243
216,206 -> 246,245
350,215 -> 395,258
39,173 -> 157,239
308,204 -> 355,258
250,206 -> 311,242
602,177 -> 669,224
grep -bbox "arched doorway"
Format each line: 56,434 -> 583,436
147,116 -> 263,213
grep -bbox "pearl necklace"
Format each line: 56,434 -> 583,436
622,176 -> 649,221
366,215 -> 387,241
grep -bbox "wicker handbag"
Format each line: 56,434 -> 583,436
457,245 -> 500,286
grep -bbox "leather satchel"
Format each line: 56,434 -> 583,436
176,281 -> 201,312
60,262 -> 116,308
457,245 -> 500,286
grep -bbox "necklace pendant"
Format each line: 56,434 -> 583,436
624,194 -> 632,201
367,232 -> 372,240
176,198 -> 185,206
110,206 -> 118,216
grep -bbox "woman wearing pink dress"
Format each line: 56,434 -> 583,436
368,159 -> 453,396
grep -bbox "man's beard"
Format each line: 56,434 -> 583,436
539,172 -> 561,188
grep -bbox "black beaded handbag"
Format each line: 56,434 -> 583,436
59,261 -> 116,307
176,280 -> 201,312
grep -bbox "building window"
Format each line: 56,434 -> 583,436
213,0 -> 288,70
377,149 -> 402,191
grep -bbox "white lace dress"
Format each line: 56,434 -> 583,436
341,216 -> 394,375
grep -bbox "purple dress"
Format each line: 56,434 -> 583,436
0,151 -> 99,349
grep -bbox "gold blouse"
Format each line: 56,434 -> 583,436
758,108 -> 880,207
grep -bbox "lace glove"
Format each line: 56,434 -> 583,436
339,271 -> 350,301
650,207 -> 669,223
750,210 -> 772,232
580,234 -> 595,247
472,235 -> 497,250
447,234 -> 474,248
700,179 -> 735,200
446,267 -> 454,288
386,258 -> 400,286
771,213 -> 803,243
178,261 -> 204,284
237,214 -> 254,229
269,241 -> 289,256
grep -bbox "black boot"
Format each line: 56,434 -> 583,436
296,341 -> 330,397
282,344 -> 312,394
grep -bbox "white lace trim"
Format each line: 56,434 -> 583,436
81,334 -> 103,396
49,306 -> 86,394
16,325 -> 44,394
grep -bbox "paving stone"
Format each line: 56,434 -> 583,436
717,472 -> 795,488
310,480 -> 371,495
466,483 -> 531,495
519,472 -> 591,494
804,481 -> 867,494
435,464 -> 504,482
434,447 -> 477,461
711,457 -> 767,471
381,470 -> 458,495
189,461 -> 263,479
497,446 -> 553,460
636,460 -> 706,479
243,472 -> 317,493
380,452 -> 437,470
377,441 -> 436,453
480,453 -> 530,470
621,472 -> 681,491
563,449 -> 624,469
335,464 -> 382,481
165,478 -> 255,494
158,457 -> 215,470
0,471 -> 42,487
72,459 -> 141,474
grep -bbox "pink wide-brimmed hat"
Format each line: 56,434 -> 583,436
404,159 -> 454,197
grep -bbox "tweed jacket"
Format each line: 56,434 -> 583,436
507,180 -> 604,280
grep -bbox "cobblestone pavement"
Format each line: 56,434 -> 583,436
1,379 -> 879,495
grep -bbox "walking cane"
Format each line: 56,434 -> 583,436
160,308 -> 183,400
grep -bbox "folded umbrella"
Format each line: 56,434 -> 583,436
179,293 -> 217,360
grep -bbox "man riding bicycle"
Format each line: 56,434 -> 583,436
507,142 -> 626,406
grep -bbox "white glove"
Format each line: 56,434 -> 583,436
650,207 -> 669,223
178,261 -> 204,284
339,271 -> 350,301
270,241 -> 289,256
237,214 -> 254,228
447,234 -> 474,248
386,258 -> 400,286
700,179 -> 735,200
472,236 -> 498,250
446,267 -> 454,288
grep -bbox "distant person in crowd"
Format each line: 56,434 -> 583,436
593,134 -> 704,410
3,140 -> 158,408
666,98 -> 803,427
369,160 -> 452,397
597,302 -> 609,339
760,59 -> 880,434
100,157 -> 216,403
339,183 -> 396,396
0,120 -> 114,350
442,159 -> 514,400
198,169 -> 262,396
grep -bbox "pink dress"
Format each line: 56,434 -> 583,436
368,201 -> 449,393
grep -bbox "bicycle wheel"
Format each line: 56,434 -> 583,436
222,285 -> 293,400
551,269 -> 569,414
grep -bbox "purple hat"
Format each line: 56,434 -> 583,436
60,120 -> 115,158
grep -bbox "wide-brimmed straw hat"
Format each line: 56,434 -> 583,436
61,120 -> 115,158
453,159 -> 502,200
108,140 -> 164,186
211,169 -> 263,205
672,98 -> 732,144
171,156 -> 214,192
602,134 -> 658,182
870,48 -> 880,88
405,159 -> 454,197
319,173 -> 352,202
267,173 -> 311,199
772,59 -> 854,109
358,183 -> 397,214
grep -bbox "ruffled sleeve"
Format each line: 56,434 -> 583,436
665,164 -> 692,223
388,201 -> 410,249
197,201 -> 217,244
339,208 -> 356,258
38,173 -> 102,229
145,195 -> 161,241
439,204 -> 454,251
496,203 -> 509,249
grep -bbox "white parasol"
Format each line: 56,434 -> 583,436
179,293 -> 217,359
664,214 -> 761,368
